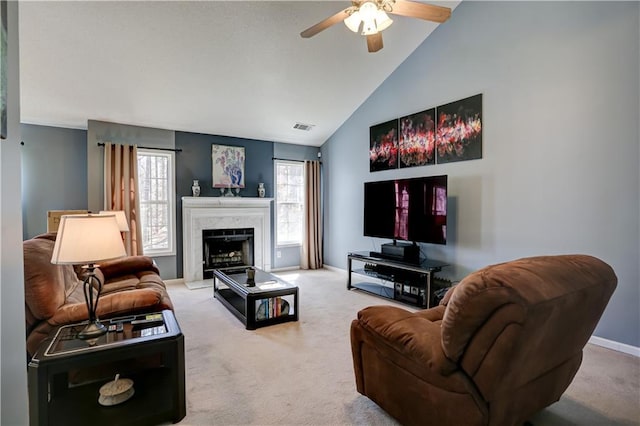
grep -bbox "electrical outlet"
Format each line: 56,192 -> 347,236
277,251 -> 282,258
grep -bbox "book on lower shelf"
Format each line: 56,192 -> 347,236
255,296 -> 291,321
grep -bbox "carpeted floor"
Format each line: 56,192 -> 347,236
183,279 -> 213,290
166,268 -> 640,426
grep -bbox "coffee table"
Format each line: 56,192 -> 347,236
213,267 -> 299,330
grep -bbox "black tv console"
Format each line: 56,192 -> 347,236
347,251 -> 450,308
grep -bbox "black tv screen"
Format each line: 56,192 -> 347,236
364,175 -> 447,245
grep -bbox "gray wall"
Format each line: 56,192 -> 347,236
1,0 -> 29,423
321,1 -> 639,347
21,124 -> 87,239
174,131 -> 276,277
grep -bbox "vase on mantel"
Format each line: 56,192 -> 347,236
257,183 -> 265,198
192,180 -> 201,197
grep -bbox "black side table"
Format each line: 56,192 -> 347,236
28,310 -> 185,426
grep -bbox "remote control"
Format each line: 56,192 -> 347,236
130,318 -> 163,326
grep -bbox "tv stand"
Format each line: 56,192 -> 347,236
347,251 -> 450,308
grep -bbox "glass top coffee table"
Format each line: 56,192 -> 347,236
213,267 -> 299,330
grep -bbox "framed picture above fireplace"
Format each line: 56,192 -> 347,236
211,144 -> 245,189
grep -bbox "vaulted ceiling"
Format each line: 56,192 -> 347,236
19,1 -> 459,147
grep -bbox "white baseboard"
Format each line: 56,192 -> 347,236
271,266 -> 301,272
322,264 -> 344,273
164,278 -> 185,286
588,336 -> 640,357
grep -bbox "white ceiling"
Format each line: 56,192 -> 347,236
19,1 -> 459,147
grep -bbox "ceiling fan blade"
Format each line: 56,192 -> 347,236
300,9 -> 351,38
367,33 -> 383,53
388,0 -> 451,23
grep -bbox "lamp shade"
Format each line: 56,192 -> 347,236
359,2 -> 378,35
51,214 -> 127,265
344,11 -> 362,33
375,10 -> 393,32
99,210 -> 130,232
344,2 -> 393,36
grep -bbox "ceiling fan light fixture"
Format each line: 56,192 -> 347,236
300,0 -> 452,53
375,10 -> 393,32
359,2 -> 379,35
359,2 -> 378,22
344,10 -> 362,33
352,2 -> 391,36
361,18 -> 378,35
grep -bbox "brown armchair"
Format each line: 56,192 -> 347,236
24,233 -> 173,357
350,255 -> 617,426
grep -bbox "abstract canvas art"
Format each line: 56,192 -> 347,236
369,119 -> 399,172
211,144 -> 245,188
399,108 -> 436,168
436,94 -> 483,164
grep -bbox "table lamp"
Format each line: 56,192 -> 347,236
51,214 -> 127,340
99,210 -> 130,232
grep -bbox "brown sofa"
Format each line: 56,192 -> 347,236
24,233 -> 173,357
350,254 -> 617,426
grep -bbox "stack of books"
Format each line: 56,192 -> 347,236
256,297 -> 289,320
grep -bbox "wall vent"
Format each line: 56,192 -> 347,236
293,122 -> 315,131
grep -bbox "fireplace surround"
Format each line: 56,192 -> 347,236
182,197 -> 272,284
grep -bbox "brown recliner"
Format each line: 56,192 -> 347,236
24,233 -> 174,357
350,255 -> 617,426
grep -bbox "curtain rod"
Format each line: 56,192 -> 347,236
272,157 -> 322,164
97,142 -> 182,153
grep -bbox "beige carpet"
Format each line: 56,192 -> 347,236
183,279 -> 213,290
166,268 -> 640,426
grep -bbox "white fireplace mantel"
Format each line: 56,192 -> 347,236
182,197 -> 273,283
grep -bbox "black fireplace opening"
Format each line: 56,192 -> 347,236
203,228 -> 255,279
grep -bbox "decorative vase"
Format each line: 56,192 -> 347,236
191,180 -> 201,197
257,183 -> 265,198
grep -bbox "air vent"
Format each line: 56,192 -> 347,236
293,122 -> 315,131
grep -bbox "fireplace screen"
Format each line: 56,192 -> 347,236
203,228 -> 255,279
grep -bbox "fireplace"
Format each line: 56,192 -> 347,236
182,197 -> 272,284
203,228 -> 254,278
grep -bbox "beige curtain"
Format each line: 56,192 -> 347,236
104,143 -> 142,256
301,160 -> 323,269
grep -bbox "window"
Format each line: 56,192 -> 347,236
275,160 -> 304,246
137,149 -> 176,256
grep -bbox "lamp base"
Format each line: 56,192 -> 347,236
78,320 -> 108,340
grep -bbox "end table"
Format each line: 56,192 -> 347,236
28,310 -> 185,426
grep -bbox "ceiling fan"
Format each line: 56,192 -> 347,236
300,0 -> 451,53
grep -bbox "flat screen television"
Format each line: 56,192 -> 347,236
364,175 -> 447,245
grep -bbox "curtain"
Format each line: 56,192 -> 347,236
301,160 -> 323,269
104,143 -> 142,256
